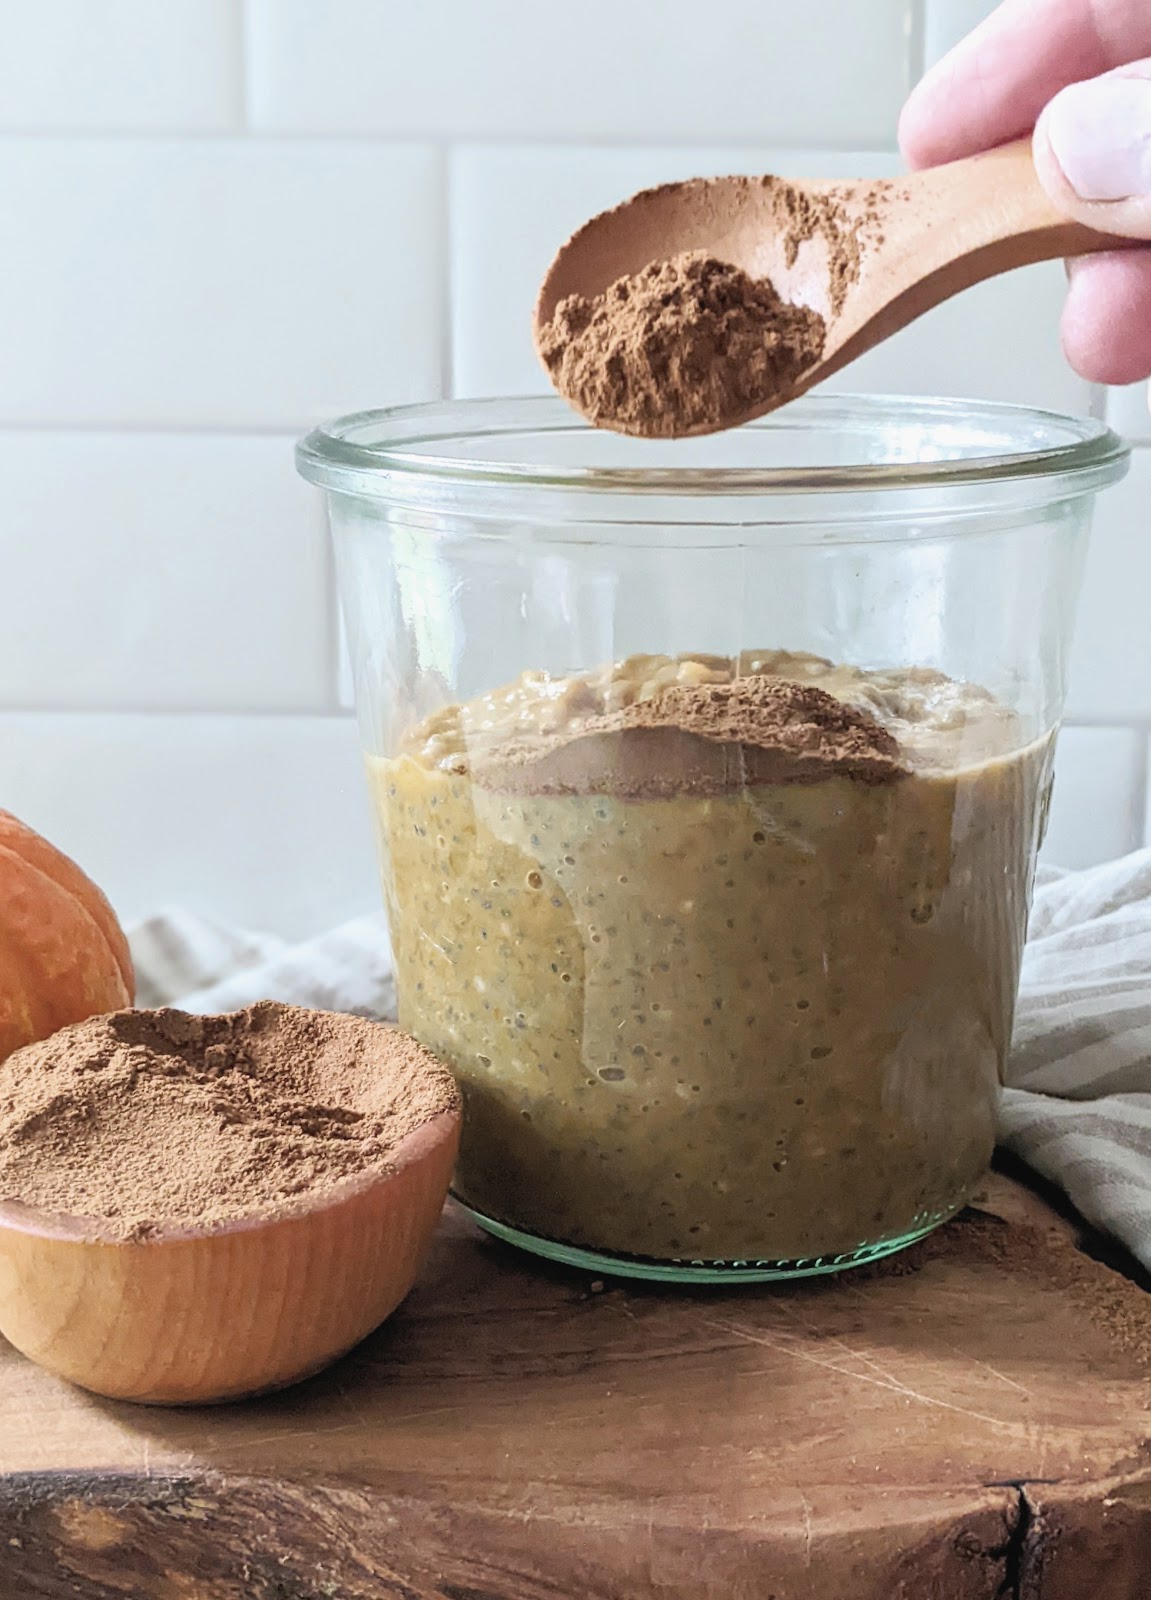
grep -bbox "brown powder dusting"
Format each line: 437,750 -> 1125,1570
0,1002 -> 461,1240
538,251 -> 826,439
761,175 -> 890,316
870,1205 -> 1151,1368
473,676 -> 907,799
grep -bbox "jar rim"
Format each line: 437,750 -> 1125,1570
296,393 -> 1129,499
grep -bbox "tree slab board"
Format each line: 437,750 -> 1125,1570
0,1171 -> 1148,1599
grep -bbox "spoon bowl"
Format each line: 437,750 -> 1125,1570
536,174 -> 839,325
535,140 -> 1128,437
0,1110 -> 460,1405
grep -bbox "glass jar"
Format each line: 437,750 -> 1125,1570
298,395 -> 1128,1283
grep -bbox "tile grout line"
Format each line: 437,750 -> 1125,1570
0,420 -> 321,438
439,143 -> 455,399
1063,716 -> 1151,732
907,0 -> 929,84
238,0 -> 256,133
0,704 -> 357,722
316,491 -> 343,715
1132,735 -> 1151,849
0,129 -> 902,151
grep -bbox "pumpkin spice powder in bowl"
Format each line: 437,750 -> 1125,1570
0,1002 -> 461,1405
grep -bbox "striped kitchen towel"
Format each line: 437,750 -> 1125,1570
129,906 -> 396,1022
128,850 -> 1151,1274
1002,852 -> 1151,1273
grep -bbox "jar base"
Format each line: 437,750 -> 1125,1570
455,1200 -> 964,1284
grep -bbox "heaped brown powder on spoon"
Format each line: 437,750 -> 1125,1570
538,251 -> 826,439
538,173 -> 895,437
0,1002 -> 460,1239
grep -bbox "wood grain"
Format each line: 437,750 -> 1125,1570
0,1172 -> 1147,1599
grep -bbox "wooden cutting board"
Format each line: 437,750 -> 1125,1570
0,1167 -> 1148,1600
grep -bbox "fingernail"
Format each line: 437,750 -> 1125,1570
1046,76 -> 1151,201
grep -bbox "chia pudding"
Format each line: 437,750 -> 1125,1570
370,650 -> 1052,1267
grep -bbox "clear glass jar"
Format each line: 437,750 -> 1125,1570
298,395 -> 1128,1282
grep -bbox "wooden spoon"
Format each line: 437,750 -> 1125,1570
0,1111 -> 460,1405
533,139 -> 1129,439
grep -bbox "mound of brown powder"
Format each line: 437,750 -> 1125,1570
538,251 -> 826,439
473,675 -> 907,799
0,1003 -> 461,1240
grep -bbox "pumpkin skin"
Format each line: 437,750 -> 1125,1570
0,811 -> 133,1063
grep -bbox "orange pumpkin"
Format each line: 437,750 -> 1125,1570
0,810 -> 133,1063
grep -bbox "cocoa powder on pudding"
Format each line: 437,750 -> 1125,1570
0,1002 -> 460,1240
469,675 -> 908,799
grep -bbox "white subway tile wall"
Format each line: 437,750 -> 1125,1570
1042,728 -> 1146,871
0,1 -> 243,133
0,139 -> 443,428
0,712 -> 375,940
0,0 -> 1142,935
922,0 -> 999,67
247,1 -> 913,143
1107,382 -> 1151,446
0,433 -> 332,713
1065,453 -> 1151,724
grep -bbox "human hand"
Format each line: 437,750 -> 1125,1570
899,0 -> 1151,389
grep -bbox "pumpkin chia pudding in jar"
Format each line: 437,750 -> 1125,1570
297,394 -> 1128,1280
372,649 -> 1051,1270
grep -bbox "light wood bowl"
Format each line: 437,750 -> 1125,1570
0,1110 -> 459,1406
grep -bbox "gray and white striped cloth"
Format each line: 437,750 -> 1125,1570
1003,853 -> 1151,1272
129,852 -> 1151,1273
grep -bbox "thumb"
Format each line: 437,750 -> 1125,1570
1034,66 -> 1151,240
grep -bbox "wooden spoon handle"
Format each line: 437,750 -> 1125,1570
824,139 -> 1133,368
902,138 -> 1128,274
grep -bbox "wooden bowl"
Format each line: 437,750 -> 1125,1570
0,1110 -> 459,1406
